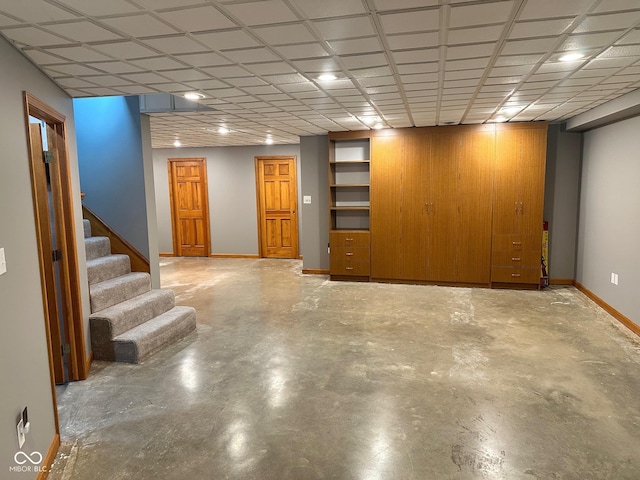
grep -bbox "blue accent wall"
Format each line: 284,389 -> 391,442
74,96 -> 149,257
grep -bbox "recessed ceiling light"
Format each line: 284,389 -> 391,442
359,115 -> 380,125
493,116 -> 507,123
265,137 -> 274,145
173,140 -> 182,147
373,123 -> 384,130
317,73 -> 337,81
218,127 -> 230,134
184,92 -> 205,100
559,52 -> 584,62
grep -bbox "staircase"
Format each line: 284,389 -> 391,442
84,219 -> 196,363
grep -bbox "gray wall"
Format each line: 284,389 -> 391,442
300,135 -> 329,271
141,115 -> 160,288
544,124 -> 583,280
0,35 -> 90,476
576,115 -> 640,327
153,144 -> 300,255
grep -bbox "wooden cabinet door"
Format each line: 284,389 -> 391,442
400,133 -> 429,281
370,135 -> 403,279
457,127 -> 494,283
427,131 -> 459,282
518,127 -> 546,236
494,126 -> 521,236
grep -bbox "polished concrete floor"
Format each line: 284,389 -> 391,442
50,258 -> 640,479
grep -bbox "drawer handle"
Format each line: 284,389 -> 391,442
345,267 -> 354,271
345,238 -> 354,242
511,273 -> 521,277
511,257 -> 521,261
346,252 -> 354,256
512,241 -> 522,246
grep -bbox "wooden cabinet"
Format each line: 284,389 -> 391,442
370,125 -> 494,285
329,231 -> 370,280
329,122 -> 547,289
491,123 -> 547,287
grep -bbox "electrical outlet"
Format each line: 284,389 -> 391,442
614,273 -> 619,285
303,195 -> 311,204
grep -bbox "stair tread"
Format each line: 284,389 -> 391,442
90,289 -> 174,320
86,254 -> 129,268
87,254 -> 131,285
114,306 -> 195,342
90,272 -> 151,313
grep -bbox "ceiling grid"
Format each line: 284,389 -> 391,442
0,0 -> 638,147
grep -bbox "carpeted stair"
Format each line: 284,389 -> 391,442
84,219 -> 196,363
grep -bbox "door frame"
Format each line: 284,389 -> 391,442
23,92 -> 88,423
167,158 -> 211,257
254,155 -> 299,259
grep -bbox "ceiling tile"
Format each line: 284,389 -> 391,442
396,62 -> 438,74
290,0 -> 365,19
510,18 -> 574,39
314,16 -> 375,40
593,0 -> 640,13
224,76 -> 268,87
447,43 -> 495,60
386,32 -> 439,50
275,43 -> 329,59
575,12 -> 640,33
79,75 -> 130,86
124,71 -> 176,83
449,1 -> 514,28
494,54 -> 544,66
45,63 -> 103,75
448,25 -> 504,45
222,47 -> 280,64
131,56 -> 185,70
183,79 -> 229,89
54,0 -> 141,16
0,1 -> 77,22
143,35 -> 208,54
91,41 -> 158,59
254,23 -> 315,45
373,0 -> 438,11
380,9 -> 439,34
502,37 -> 558,55
101,14 -> 179,37
393,48 -> 439,64
223,0 -> 298,26
518,0 -> 593,21
329,37 -> 382,55
180,51 -> 231,67
294,57 -> 340,73
158,6 -> 236,32
133,0 -> 209,10
0,26 -> 71,46
561,31 -> 622,51
159,68 -> 210,82
243,61 -> 296,75
194,30 -> 258,51
204,65 -> 253,77
0,13 -> 21,26
44,45 -> 112,62
87,61 -> 144,73
22,49 -> 72,64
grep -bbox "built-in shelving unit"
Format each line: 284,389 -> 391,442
328,133 -> 371,231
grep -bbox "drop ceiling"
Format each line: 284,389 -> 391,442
1,0 -> 640,147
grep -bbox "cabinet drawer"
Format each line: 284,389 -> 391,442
330,246 -> 370,262
492,250 -> 540,268
493,234 -> 541,252
491,267 -> 540,284
330,230 -> 370,247
330,259 -> 370,276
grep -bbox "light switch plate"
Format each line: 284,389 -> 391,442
17,419 -> 25,449
0,248 -> 6,275
303,195 -> 311,204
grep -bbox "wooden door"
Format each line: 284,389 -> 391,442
255,156 -> 299,258
400,133 -> 429,281
370,135 -> 403,279
457,127 -> 494,283
29,124 -> 66,384
169,158 -> 210,257
427,130 -> 459,282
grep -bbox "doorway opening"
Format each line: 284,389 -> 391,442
24,93 -> 88,415
255,156 -> 299,259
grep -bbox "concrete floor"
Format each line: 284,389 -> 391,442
50,257 -> 640,479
